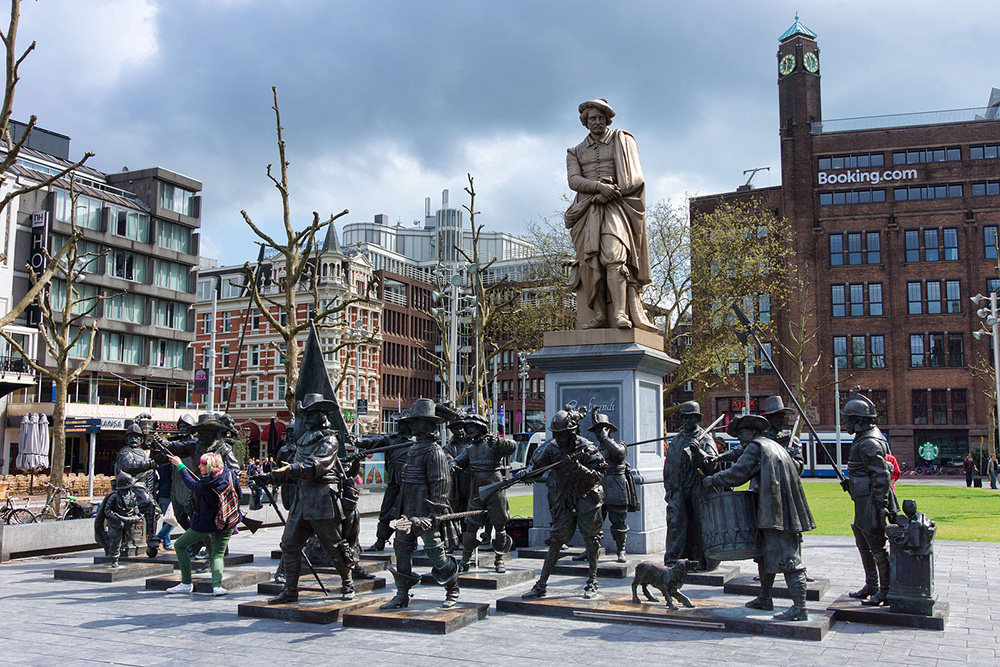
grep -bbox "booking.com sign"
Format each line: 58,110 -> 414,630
818,168 -> 918,186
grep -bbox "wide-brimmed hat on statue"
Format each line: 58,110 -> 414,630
297,393 -> 336,414
588,413 -> 619,434
408,398 -> 445,424
726,414 -> 770,438
464,414 -> 489,430
578,98 -> 616,120
677,401 -> 702,418
761,396 -> 795,418
190,413 -> 232,433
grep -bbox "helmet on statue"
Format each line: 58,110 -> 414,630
841,393 -> 878,419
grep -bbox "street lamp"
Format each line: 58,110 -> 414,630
518,352 -> 530,433
972,292 -> 1000,455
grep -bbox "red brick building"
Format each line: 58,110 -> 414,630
693,17 -> 1000,468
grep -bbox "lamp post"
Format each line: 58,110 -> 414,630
347,319 -> 365,437
972,292 -> 1000,455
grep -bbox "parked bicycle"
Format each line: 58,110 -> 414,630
35,482 -> 91,521
0,487 -> 36,524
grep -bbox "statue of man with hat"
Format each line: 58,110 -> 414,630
166,413 -> 239,532
94,472 -> 145,567
702,414 -> 816,621
265,393 -> 357,603
452,413 -> 517,573
842,392 -> 898,607
663,400 -> 720,570
713,396 -> 804,476
565,98 -> 656,332
520,405 -> 608,600
361,411 -> 414,553
381,398 -> 462,609
586,412 -> 638,563
114,423 -> 161,547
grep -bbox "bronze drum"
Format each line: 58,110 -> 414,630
699,490 -> 759,561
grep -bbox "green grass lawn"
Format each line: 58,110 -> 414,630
503,481 -> 1000,542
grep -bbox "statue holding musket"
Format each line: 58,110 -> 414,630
452,413 -> 517,573
663,401 -> 720,570
521,406 -> 608,600
362,412 -> 413,552
842,393 -> 899,606
702,414 -> 816,621
382,398 -> 461,609
266,393 -> 357,604
586,413 -> 638,563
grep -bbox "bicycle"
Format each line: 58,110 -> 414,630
0,485 -> 37,524
36,482 -> 90,521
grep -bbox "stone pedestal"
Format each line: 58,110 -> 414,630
528,330 -> 677,555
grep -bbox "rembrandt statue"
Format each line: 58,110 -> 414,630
566,99 -> 657,332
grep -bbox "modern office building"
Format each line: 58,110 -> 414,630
1,126 -> 201,475
692,16 -> 1000,468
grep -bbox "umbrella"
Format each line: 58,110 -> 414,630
16,413 -> 50,494
266,417 -> 280,458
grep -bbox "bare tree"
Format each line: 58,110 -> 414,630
0,0 -> 93,326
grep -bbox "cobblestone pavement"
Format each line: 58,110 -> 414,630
0,519 -> 995,666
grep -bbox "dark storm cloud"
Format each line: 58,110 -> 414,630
10,1 -> 999,265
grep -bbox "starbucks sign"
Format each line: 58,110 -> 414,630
918,441 -> 939,461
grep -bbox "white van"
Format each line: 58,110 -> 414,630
509,432 -> 546,473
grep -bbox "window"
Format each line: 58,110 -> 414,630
107,293 -> 145,323
829,234 -> 843,266
926,281 -> 942,314
248,378 -> 258,403
223,311 -> 232,332
948,333 -> 964,367
154,259 -> 188,291
835,335 -> 880,369
250,344 -> 260,367
819,189 -> 886,206
952,389 -> 968,424
912,390 -> 928,425
986,226 -> 998,259
908,282 -> 922,314
54,190 -> 102,230
970,143 -> 1000,160
972,181 -> 1000,197
989,277 -> 1000,295
220,345 -> 230,368
892,146 -> 961,164
851,335 -> 866,369
831,285 -> 846,317
930,389 -> 948,425
152,339 -> 185,369
276,376 -> 287,401
152,299 -> 189,330
203,312 -> 212,333
50,280 -> 101,315
834,336 -> 847,369
157,220 -> 193,254
758,294 -> 771,324
158,182 -> 196,216
869,283 -> 883,316
108,249 -> 148,282
871,335 -> 886,368
103,332 -> 143,364
943,229 -> 958,261
928,333 -> 945,367
910,334 -> 925,367
850,284 -> 864,316
894,184 -> 963,201
909,280 -> 962,315
252,309 -> 260,329
220,277 -> 242,299
905,230 -> 920,262
68,327 -> 92,359
945,280 -> 961,314
197,279 -> 213,301
905,227 -> 960,262
925,230 -> 939,262
847,233 -> 863,265
818,152 -> 885,170
833,282 -> 882,317
108,206 -> 149,243
866,232 -> 881,264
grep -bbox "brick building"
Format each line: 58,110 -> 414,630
693,17 -> 1000,468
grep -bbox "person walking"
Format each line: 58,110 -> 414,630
154,462 -> 174,550
163,451 -> 241,596
988,454 -> 998,490
963,453 -> 978,488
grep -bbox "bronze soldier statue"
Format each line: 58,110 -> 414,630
114,424 -> 161,547
362,413 -> 413,552
166,414 -> 239,532
381,398 -> 461,609
842,393 -> 898,606
663,401 -> 720,569
453,414 -> 516,573
267,394 -> 357,603
443,412 -> 472,541
521,407 -> 608,600
587,413 -> 637,563
94,472 -> 144,567
761,396 -> 804,471
702,414 -> 816,621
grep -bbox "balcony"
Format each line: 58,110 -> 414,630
813,106 -> 1000,134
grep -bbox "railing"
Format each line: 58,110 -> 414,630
0,356 -> 32,375
813,106 -> 999,134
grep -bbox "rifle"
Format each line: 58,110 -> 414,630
340,439 -> 413,464
391,509 -> 488,535
478,450 -> 592,503
732,302 -> 847,485
254,477 -> 329,596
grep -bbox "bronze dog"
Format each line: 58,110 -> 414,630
631,559 -> 698,610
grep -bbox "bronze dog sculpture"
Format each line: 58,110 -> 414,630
631,559 -> 698,610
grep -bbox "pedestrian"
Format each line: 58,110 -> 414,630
246,458 -> 263,509
988,454 -> 999,490
885,453 -> 901,492
963,452 -> 978,488
154,462 -> 174,550
163,451 -> 242,596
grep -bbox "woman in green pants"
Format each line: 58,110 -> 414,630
163,452 -> 241,596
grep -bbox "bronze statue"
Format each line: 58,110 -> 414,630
885,499 -> 937,615
114,423 -> 161,548
761,396 -> 804,470
630,560 -> 697,610
266,393 -> 356,604
702,414 -> 816,621
453,414 -> 516,573
166,413 -> 239,532
362,414 -> 413,552
587,413 -> 637,563
842,393 -> 898,606
94,472 -> 144,567
521,406 -> 608,600
565,98 -> 656,331
381,399 -> 461,609
663,401 -> 720,570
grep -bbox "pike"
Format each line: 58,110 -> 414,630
621,413 -> 726,448
340,439 -> 414,463
731,301 -> 847,485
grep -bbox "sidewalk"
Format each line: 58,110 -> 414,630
0,517 -> 995,666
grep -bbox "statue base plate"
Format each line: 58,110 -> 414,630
94,552 -> 254,569
551,560 -> 636,579
420,569 -> 536,589
685,565 -> 741,586
144,569 -> 271,593
238,594 -> 387,624
413,550 -> 514,568
54,562 -> 174,582
312,559 -> 387,576
359,550 -> 396,564
542,328 -> 664,351
516,546 -> 604,560
257,577 -> 386,596
342,599 -> 490,634
496,591 -> 832,641
826,595 -> 948,630
724,576 -> 830,601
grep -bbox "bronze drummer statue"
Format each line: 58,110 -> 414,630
702,414 -> 815,621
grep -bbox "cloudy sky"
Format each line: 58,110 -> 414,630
12,1 -> 999,265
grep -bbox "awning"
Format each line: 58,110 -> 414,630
241,421 -> 261,441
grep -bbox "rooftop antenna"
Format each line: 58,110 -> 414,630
737,166 -> 770,192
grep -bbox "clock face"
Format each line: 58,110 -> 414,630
779,54 -> 796,76
804,52 -> 819,73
